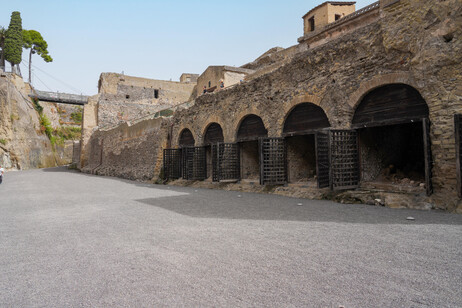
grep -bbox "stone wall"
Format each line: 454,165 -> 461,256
0,74 -> 74,169
81,0 -> 462,210
97,73 -> 196,127
81,116 -> 169,181
166,0 -> 462,209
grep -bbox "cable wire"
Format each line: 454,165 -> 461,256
22,58 -> 86,95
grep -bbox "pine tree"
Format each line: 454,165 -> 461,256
4,11 -> 23,74
0,27 -> 6,70
23,30 -> 53,83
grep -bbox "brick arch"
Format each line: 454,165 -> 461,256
347,72 -> 418,110
174,124 -> 197,147
201,122 -> 225,145
232,109 -> 270,142
275,93 -> 325,135
200,115 -> 226,143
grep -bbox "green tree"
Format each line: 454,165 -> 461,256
4,11 -> 23,74
23,29 -> 53,83
0,27 -> 6,70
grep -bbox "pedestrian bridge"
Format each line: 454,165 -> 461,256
29,90 -> 88,105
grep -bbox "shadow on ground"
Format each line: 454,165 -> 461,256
136,194 -> 462,225
40,166 -> 462,225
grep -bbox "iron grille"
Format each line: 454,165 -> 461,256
422,118 -> 433,196
163,148 -> 182,180
330,130 -> 359,190
211,144 -> 219,182
260,138 -> 287,185
182,147 -> 207,180
455,115 -> 462,198
315,131 -> 330,188
215,143 -> 240,181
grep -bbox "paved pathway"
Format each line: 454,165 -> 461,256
1,167 -> 461,307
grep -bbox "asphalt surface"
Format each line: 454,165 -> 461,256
1,167 -> 461,307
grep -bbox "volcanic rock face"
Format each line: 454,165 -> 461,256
0,73 -> 72,170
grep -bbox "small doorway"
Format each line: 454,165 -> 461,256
282,103 -> 330,187
236,114 -> 267,183
352,84 -> 431,195
203,123 -> 224,180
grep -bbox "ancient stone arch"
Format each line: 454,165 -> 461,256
347,72 -> 419,110
275,93 -> 325,135
282,102 -> 331,135
200,115 -> 226,144
176,126 -> 196,147
232,109 -> 270,142
202,122 -> 225,145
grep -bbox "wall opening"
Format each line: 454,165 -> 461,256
237,114 -> 267,182
179,128 -> 195,147
286,135 -> 317,183
203,123 -> 224,180
283,103 -> 330,186
353,84 -> 430,193
154,89 -> 159,99
335,14 -> 342,21
359,123 -> 425,189
309,17 -> 315,31
240,140 -> 260,181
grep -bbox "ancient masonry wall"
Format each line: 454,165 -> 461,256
81,0 -> 462,210
81,116 -> 170,181
97,73 -> 196,128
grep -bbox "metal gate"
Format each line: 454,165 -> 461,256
259,138 -> 287,185
455,115 -> 462,198
211,144 -> 219,182
163,148 -> 182,180
212,143 -> 240,182
182,146 -> 207,180
315,131 -> 330,188
330,130 -> 359,190
422,118 -> 433,196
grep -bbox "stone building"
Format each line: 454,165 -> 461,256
302,1 -> 356,34
196,66 -> 255,96
80,0 -> 462,211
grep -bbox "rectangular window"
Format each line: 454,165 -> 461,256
309,17 -> 315,31
335,14 -> 342,21
154,89 -> 159,99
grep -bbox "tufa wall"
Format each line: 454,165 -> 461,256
81,0 -> 462,210
96,73 -> 196,128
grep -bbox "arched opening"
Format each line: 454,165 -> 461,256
178,128 -> 195,147
203,123 -> 224,179
283,103 -> 330,186
237,115 -> 267,182
353,84 -> 430,193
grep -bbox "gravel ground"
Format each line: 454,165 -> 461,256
1,167 -> 461,307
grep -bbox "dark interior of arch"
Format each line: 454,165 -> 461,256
283,103 -> 330,135
237,115 -> 268,141
179,129 -> 195,147
352,84 -> 429,127
204,123 -> 224,145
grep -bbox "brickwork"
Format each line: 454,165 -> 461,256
81,0 -> 462,211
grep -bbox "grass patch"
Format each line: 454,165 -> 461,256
0,139 -> 7,145
70,109 -> 82,124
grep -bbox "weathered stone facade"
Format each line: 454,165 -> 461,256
0,74 -> 77,169
81,0 -> 462,211
96,73 -> 196,128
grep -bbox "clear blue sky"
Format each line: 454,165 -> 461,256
2,0 -> 375,95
